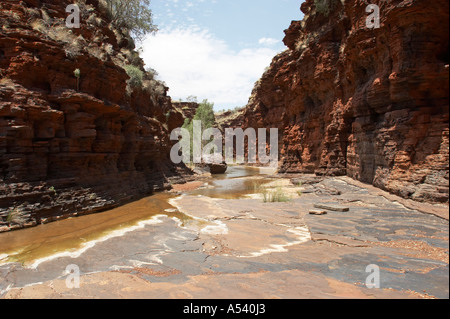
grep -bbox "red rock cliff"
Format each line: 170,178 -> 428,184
0,0 -> 190,231
244,0 -> 449,203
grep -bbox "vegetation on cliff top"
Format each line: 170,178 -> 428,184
102,0 -> 158,42
182,99 -> 216,132
314,0 -> 339,17
24,0 -> 165,98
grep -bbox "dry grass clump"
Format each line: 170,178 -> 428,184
2,9 -> 21,22
30,19 -> 47,33
0,77 -> 17,89
249,181 -> 292,203
65,35 -> 87,59
46,24 -> 72,43
6,208 -> 27,226
86,12 -> 103,27
262,186 -> 292,203
30,17 -> 73,43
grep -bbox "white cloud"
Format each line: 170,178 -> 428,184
141,27 -> 278,109
258,37 -> 280,46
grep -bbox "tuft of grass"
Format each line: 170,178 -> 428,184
47,24 -> 73,43
250,181 -> 291,203
6,208 -> 26,225
296,180 -> 303,197
30,18 -> 74,44
0,78 -> 16,88
124,64 -> 144,90
30,19 -> 47,33
102,43 -> 114,56
6,210 -> 15,224
267,186 -> 291,203
74,69 -> 81,91
86,12 -> 103,27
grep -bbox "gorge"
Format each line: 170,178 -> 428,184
0,0 -> 448,300
1,0 -> 448,230
237,0 -> 449,204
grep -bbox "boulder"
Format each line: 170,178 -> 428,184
202,154 -> 228,175
209,163 -> 228,175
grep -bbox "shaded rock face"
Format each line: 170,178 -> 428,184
243,0 -> 449,203
0,0 -> 190,231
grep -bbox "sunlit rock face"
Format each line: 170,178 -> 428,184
242,0 -> 449,203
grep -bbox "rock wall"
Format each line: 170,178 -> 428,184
172,102 -> 198,122
0,0 -> 190,231
244,0 -> 449,203
215,108 -> 245,134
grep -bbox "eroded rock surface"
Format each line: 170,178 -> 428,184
0,0 -> 191,231
1,174 -> 448,299
243,0 -> 449,203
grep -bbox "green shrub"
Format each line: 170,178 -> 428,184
6,208 -> 26,225
181,99 -> 216,159
73,69 -> 81,91
314,0 -> 337,17
124,65 -> 144,89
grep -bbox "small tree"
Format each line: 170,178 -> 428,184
182,99 -> 216,158
103,0 -> 158,41
193,99 -> 215,130
73,68 -> 81,91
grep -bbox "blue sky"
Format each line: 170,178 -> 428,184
141,0 -> 305,110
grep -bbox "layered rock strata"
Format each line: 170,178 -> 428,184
243,0 -> 449,203
172,102 -> 198,122
0,0 -> 190,231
